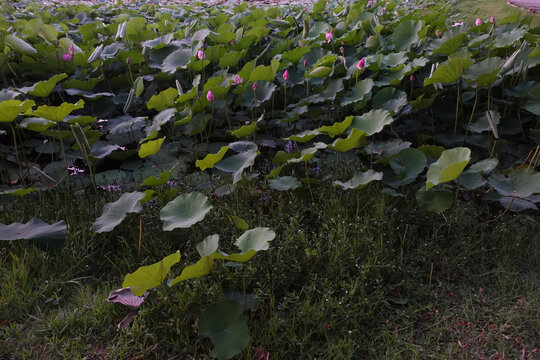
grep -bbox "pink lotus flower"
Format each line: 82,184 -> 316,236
452,22 -> 464,27
475,18 -> 482,26
197,49 -> 205,60
340,46 -> 344,54
126,57 -> 131,64
283,69 -> 289,81
233,74 -> 243,85
206,90 -> 214,102
252,82 -> 258,91
489,15 -> 495,23
303,59 -> 308,67
435,30 -> 441,37
356,58 -> 365,70
409,74 -> 414,81
61,53 -> 72,62
325,32 -> 333,43
69,44 -> 75,55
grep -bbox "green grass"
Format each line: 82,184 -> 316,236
1,174 -> 539,359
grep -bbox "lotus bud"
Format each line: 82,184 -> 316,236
356,58 -> 365,70
69,44 -> 75,55
126,57 -> 131,64
489,15 -> 495,23
475,18 -> 482,26
61,53 -> 72,62
206,90 -> 215,102
252,82 -> 258,91
283,69 -> 289,81
233,74 -> 243,85
197,49 -> 205,60
435,30 -> 441,37
409,74 -> 414,81
341,41 -> 346,45
304,59 -> 308,67
325,32 -> 333,43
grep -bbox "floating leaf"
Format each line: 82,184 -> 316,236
160,192 -> 213,231
123,251 -> 181,296
333,170 -> 383,190
426,147 -> 471,189
199,299 -> 250,360
268,176 -> 301,191
92,192 -> 145,233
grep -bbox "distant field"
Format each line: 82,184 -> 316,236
453,0 -> 540,25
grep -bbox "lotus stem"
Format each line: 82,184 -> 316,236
464,86 -> 478,141
453,79 -> 461,137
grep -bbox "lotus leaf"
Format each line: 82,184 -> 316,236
123,251 -> 181,296
28,100 -> 84,122
488,169 -> 540,198
424,57 -> 473,86
426,147 -> 471,189
350,109 -> 393,136
196,146 -> 230,171
19,73 -> 67,98
268,176 -> 301,191
0,100 -> 36,122
160,192 -> 213,231
416,187 -> 453,213
92,191 -> 145,233
139,137 -> 165,159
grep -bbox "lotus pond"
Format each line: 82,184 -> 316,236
0,0 -> 539,358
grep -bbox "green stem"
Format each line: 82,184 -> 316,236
453,79 -> 461,136
464,86 -> 478,141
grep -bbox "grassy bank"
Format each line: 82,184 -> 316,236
1,181 -> 539,359
453,0 -> 540,26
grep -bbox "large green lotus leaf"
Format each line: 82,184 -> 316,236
458,172 -> 486,190
410,93 -> 438,110
391,20 -> 423,51
177,75 -> 201,104
462,57 -> 505,87
230,121 -> 258,138
196,146 -> 230,171
183,113 -> 210,136
492,27 -> 526,49
381,52 -> 408,70
426,147 -> 471,189
307,66 -> 332,78
125,17 -> 155,42
215,149 -> 258,184
160,192 -> 213,231
523,84 -> 540,116
19,73 -> 67,98
424,57 -> 473,86
0,100 -> 35,122
142,33 -> 174,49
469,110 -> 500,134
92,191 -> 145,233
199,299 -> 250,360
372,88 -> 408,114
328,129 -> 367,152
19,117 -> 55,132
467,158 -> 498,174
0,218 -> 66,248
288,142 -> 327,163
139,137 -> 165,159
123,251 -> 181,296
418,145 -> 445,159
161,48 -> 192,74
318,116 -> 353,138
249,59 -> 280,82
341,78 -> 373,106
308,79 -> 344,103
499,197 -> 538,212
141,163 -> 178,186
389,148 -> 427,185
285,129 -> 320,143
416,187 -> 453,213
219,50 -> 244,68
144,108 -> 177,141
488,169 -> 540,198
268,176 -> 301,191
168,235 -> 219,287
240,81 -> 276,108
5,34 -> 37,56
215,227 -> 276,263
203,75 -> 230,98
282,46 -> 311,63
27,100 -> 84,122
366,139 -> 412,158
188,59 -> 211,72
147,88 -> 177,111
432,32 -> 467,56
350,109 -> 393,136
62,76 -> 103,91
333,170 -> 383,190
306,21 -> 332,40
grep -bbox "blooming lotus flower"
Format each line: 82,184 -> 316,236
252,82 -> 258,91
356,58 -> 365,70
197,49 -> 205,60
61,53 -> 72,62
206,90 -> 214,102
475,18 -> 482,26
489,15 -> 495,23
283,69 -> 289,81
233,74 -> 243,85
325,32 -> 333,43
